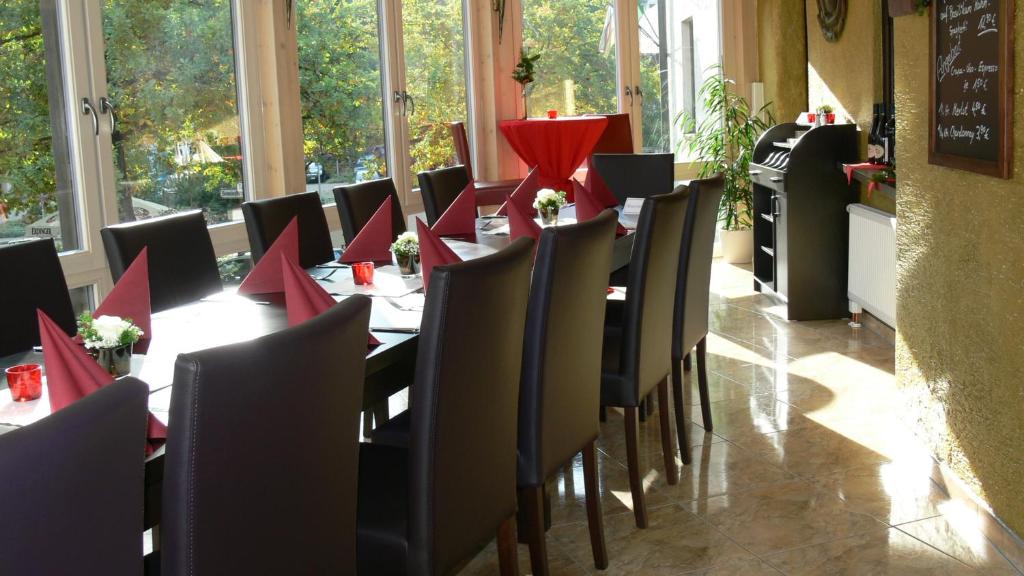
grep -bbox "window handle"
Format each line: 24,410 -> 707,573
403,91 -> 415,117
100,97 -> 117,134
81,98 -> 99,136
624,85 -> 633,106
393,90 -> 406,116
634,85 -> 643,106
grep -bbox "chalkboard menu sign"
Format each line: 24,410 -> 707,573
930,0 -> 1015,178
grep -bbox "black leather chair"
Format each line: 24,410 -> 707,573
101,211 -> 223,313
357,238 -> 534,576
332,177 -> 406,245
449,121 -> 521,206
518,211 -> 617,574
672,176 -> 726,465
242,191 -> 334,268
591,153 -> 675,205
0,378 -> 148,574
600,188 -> 688,529
0,238 -> 76,356
417,164 -> 472,226
161,296 -> 372,575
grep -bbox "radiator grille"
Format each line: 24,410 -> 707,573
847,204 -> 897,328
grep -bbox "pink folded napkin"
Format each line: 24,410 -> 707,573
281,255 -> 380,346
584,161 -> 621,208
416,219 -> 461,291
239,216 -> 300,295
340,196 -> 394,263
508,199 -> 542,242
431,182 -> 477,237
94,247 -> 152,340
497,167 -> 541,217
37,310 -> 166,453
574,179 -> 627,236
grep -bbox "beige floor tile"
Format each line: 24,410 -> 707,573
762,528 -> 994,575
808,462 -> 953,526
595,408 -> 718,464
896,515 -> 1022,575
746,421 -> 891,479
684,395 -> 815,445
688,479 -> 886,556
459,539 -> 590,576
678,555 -> 784,575
550,505 -> 752,575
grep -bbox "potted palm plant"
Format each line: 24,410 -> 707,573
677,66 -> 774,264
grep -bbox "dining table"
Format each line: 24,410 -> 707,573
0,205 -> 635,532
499,116 -> 609,196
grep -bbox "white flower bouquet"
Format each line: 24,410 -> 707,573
77,313 -> 144,350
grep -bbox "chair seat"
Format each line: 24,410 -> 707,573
357,443 -> 410,576
600,324 -> 634,407
369,409 -> 411,447
473,180 -> 520,207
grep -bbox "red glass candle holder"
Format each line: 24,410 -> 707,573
806,112 -> 817,124
547,109 -> 558,119
826,113 -> 836,124
352,262 -> 375,285
6,364 -> 42,402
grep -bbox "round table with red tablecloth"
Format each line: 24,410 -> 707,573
499,116 -> 609,198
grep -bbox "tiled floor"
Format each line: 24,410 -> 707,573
457,261 -> 1024,575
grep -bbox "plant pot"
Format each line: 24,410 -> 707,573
90,344 -> 133,378
721,228 -> 754,264
396,253 -> 417,276
538,206 -> 559,226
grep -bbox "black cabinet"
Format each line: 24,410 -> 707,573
750,123 -> 858,321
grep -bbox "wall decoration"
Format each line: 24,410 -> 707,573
929,0 -> 1014,178
817,0 -> 848,42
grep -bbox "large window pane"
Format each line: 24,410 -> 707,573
297,0 -> 388,204
0,1 -> 80,251
103,0 -> 245,224
638,0 -> 721,155
401,0 -> 468,185
522,0 -> 618,116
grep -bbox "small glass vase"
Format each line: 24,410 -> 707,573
396,253 -> 417,276
90,343 -> 133,378
539,206 -> 559,226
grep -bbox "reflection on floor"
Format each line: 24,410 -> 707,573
456,261 -> 1024,575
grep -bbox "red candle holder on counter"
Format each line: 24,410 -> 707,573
547,109 -> 558,119
6,364 -> 42,402
826,113 -> 836,124
352,262 -> 375,285
806,112 -> 817,124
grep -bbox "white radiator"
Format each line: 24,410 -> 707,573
847,204 -> 897,328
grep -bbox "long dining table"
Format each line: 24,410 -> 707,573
0,206 -> 635,531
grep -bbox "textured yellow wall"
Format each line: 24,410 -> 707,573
758,0 -> 808,124
895,8 -> 1024,536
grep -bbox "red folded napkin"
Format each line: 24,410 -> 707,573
431,182 -> 477,237
584,160 -> 621,208
340,196 -> 393,263
508,199 -> 542,242
842,162 -> 886,185
94,246 -> 151,340
37,310 -> 166,452
416,219 -> 461,291
574,179 -> 626,235
281,255 -> 380,346
497,167 -> 541,217
239,216 -> 300,295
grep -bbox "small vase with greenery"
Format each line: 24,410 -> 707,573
512,49 -> 541,119
391,232 -> 419,276
78,313 -> 144,377
533,189 -> 566,226
816,104 -> 836,125
676,66 -> 774,263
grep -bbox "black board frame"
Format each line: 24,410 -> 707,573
929,0 -> 1015,179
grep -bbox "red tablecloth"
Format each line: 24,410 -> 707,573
499,116 -> 609,195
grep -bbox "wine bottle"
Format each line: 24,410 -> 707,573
883,104 -> 896,165
867,104 -> 881,164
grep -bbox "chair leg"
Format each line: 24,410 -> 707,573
683,351 -> 692,371
599,405 -> 607,422
696,337 -> 713,432
520,485 -> 550,576
638,398 -> 647,422
582,440 -> 609,570
624,406 -> 649,528
646,392 -> 656,417
671,359 -> 692,465
657,378 -> 678,485
497,515 -> 519,576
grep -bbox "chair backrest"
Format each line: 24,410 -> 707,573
332,178 -> 407,245
518,210 -> 617,487
449,121 -> 474,180
617,188 -> 688,404
417,165 -> 471,226
242,191 -> 334,268
407,238 -> 535,575
674,176 -> 725,357
592,153 -> 675,205
0,378 -> 148,575
161,296 -> 372,575
101,211 -> 223,313
589,113 -> 634,154
0,238 -> 75,356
